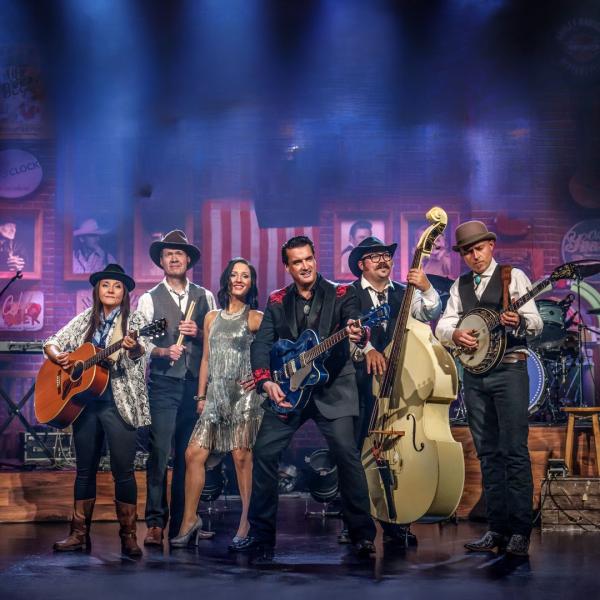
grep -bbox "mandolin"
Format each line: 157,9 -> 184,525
34,318 -> 166,429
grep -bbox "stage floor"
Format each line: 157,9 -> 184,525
1,496 -> 596,600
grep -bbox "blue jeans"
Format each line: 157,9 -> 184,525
463,361 -> 533,537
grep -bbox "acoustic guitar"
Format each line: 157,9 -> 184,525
34,318 -> 166,429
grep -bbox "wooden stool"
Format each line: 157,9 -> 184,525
562,407 -> 600,476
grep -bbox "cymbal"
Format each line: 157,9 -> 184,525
588,308 -> 600,315
426,274 -> 454,295
567,260 -> 600,279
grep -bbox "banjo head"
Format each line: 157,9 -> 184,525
456,308 -> 504,374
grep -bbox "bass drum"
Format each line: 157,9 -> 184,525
525,350 -> 547,415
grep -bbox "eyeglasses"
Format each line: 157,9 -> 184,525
362,252 -> 392,264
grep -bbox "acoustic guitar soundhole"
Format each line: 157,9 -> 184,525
70,361 -> 84,382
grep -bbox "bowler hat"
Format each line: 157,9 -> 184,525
452,221 -> 496,252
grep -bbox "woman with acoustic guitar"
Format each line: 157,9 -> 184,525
43,264 -> 151,557
171,258 -> 263,548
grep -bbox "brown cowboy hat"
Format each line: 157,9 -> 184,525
89,263 -> 135,292
348,236 -> 398,278
149,230 -> 200,269
452,221 -> 497,252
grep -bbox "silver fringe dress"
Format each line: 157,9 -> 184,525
188,306 -> 263,452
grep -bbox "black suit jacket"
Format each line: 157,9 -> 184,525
251,276 -> 361,419
351,279 -> 405,352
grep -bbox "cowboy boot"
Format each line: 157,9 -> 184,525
115,500 -> 143,557
53,498 -> 96,552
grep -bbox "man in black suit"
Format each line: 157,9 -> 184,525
233,235 -> 376,559
342,236 -> 442,546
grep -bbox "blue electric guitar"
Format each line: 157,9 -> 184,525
269,304 -> 391,414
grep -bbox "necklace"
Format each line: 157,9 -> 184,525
221,305 -> 247,320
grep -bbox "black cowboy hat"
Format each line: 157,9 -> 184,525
348,236 -> 398,278
149,229 -> 201,269
89,263 -> 135,292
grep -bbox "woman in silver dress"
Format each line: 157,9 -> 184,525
171,258 -> 263,547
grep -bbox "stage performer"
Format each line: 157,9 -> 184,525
137,230 -> 216,544
171,258 -> 264,547
45,264 -> 150,557
435,221 -> 542,556
341,236 -> 442,546
231,235 -> 376,559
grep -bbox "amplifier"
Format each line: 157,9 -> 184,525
22,431 -> 75,465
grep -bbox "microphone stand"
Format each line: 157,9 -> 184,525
572,270 -> 600,407
0,270 -> 23,301
576,273 -> 584,407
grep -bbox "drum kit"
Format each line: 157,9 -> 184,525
427,261 -> 600,425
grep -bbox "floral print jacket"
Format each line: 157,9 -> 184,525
44,308 -> 151,428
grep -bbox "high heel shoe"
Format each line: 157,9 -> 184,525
170,517 -> 215,547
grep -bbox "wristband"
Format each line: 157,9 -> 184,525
194,395 -> 207,402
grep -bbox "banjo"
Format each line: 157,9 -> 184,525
453,262 -> 577,374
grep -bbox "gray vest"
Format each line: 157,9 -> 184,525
149,282 -> 210,379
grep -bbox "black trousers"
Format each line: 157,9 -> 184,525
354,364 -> 375,450
463,361 -> 533,537
248,401 -> 376,546
145,374 -> 198,537
72,397 -> 137,504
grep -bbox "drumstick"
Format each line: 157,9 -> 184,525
169,299 -> 196,367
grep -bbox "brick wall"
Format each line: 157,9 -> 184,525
1,124 -> 599,460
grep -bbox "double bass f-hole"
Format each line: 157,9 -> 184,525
406,414 -> 425,452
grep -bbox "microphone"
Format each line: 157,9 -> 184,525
559,293 -> 575,309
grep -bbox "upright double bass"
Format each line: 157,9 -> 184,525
362,207 -> 464,525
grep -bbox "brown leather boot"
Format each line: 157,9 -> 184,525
53,498 -> 96,552
115,500 -> 142,557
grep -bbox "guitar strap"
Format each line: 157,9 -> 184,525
500,265 -> 512,311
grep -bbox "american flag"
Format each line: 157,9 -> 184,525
202,199 -> 319,308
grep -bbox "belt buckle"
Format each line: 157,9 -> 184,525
502,356 -> 519,364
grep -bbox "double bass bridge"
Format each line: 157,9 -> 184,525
368,429 -> 405,438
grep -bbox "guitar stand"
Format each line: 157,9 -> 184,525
0,382 -> 55,466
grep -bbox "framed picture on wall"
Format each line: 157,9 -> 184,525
333,212 -> 392,281
133,202 -> 195,284
63,209 -> 123,281
399,211 -> 461,281
0,206 -> 42,280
